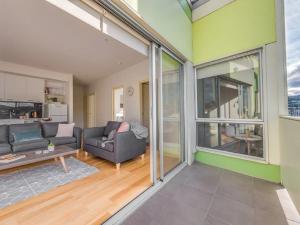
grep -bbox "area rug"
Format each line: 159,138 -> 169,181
0,157 -> 99,209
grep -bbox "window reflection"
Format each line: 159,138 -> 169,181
197,53 -> 261,120
197,122 -> 264,158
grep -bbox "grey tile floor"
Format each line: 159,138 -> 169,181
122,162 -> 300,225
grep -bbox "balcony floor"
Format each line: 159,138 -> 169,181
123,162 -> 300,225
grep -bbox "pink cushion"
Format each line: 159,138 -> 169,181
117,122 -> 130,133
56,123 -> 75,137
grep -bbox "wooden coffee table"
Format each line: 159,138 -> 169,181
0,145 -> 79,173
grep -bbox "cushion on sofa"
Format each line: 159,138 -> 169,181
48,137 -> 76,146
41,122 -> 59,138
56,123 -> 75,137
117,122 -> 130,133
85,137 -> 102,147
9,123 -> 41,143
0,143 -> 11,155
104,121 -> 121,137
99,141 -> 114,152
12,128 -> 42,143
84,137 -> 114,152
0,125 -> 8,143
11,139 -> 49,153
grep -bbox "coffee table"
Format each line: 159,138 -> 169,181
0,145 -> 79,173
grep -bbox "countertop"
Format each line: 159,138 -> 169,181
0,118 -> 42,125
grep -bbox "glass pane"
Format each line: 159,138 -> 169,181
196,53 -> 261,119
113,87 -> 124,121
284,0 -> 300,116
197,122 -> 264,158
161,51 -> 184,175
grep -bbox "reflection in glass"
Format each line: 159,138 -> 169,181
197,53 -> 261,119
197,122 -> 264,158
112,87 -> 124,121
160,52 -> 184,175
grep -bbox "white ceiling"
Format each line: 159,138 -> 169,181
0,0 -> 148,85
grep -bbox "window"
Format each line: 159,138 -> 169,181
196,50 -> 265,159
284,0 -> 300,116
112,87 -> 124,121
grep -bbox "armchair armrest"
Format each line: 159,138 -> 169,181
83,127 -> 105,141
114,131 -> 146,163
73,127 -> 82,149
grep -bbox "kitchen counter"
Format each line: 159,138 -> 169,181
0,118 -> 42,125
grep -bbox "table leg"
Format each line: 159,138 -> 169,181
247,141 -> 251,155
59,156 -> 69,173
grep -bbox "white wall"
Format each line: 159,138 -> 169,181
0,60 -> 74,122
280,117 -> 300,211
87,60 -> 148,126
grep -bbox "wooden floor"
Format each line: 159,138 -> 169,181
0,149 -> 152,225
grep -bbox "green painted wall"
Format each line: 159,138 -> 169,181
192,0 -> 276,64
195,151 -> 281,183
123,0 -> 193,61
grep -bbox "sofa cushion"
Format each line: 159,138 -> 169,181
117,122 -> 130,133
0,143 -> 11,155
56,123 -> 74,137
11,139 -> 49,153
41,122 -> 59,138
12,128 -> 42,143
104,121 -> 121,137
84,137 -> 114,152
85,137 -> 102,147
0,125 -> 8,143
9,123 -> 41,143
48,137 -> 76,146
99,141 -> 114,152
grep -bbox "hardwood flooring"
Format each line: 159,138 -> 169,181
0,149 -> 152,225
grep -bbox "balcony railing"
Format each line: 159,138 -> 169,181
288,107 -> 300,117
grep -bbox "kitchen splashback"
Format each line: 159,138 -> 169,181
0,102 -> 43,119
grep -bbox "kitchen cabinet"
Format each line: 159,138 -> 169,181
5,74 -> 27,101
26,77 -> 45,103
4,74 -> 45,102
0,73 -> 5,100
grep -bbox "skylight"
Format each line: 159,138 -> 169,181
189,0 -> 210,9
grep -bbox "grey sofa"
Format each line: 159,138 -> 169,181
41,122 -> 82,150
0,122 -> 82,155
83,121 -> 146,169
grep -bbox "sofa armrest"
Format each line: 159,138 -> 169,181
114,131 -> 146,163
83,127 -> 105,141
73,127 -> 82,149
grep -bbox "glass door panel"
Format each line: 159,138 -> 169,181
159,51 -> 184,178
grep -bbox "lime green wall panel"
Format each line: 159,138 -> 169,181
192,0 -> 276,64
195,151 -> 281,183
123,0 -> 193,60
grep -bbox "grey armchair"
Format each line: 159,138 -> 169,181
83,121 -> 146,169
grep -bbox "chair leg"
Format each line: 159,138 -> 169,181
116,163 -> 120,170
141,154 -> 145,160
84,151 -> 88,157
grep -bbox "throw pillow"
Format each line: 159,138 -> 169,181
117,122 -> 130,133
56,123 -> 75,137
107,129 -> 117,140
12,128 -> 42,143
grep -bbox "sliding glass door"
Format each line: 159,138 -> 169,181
158,50 -> 185,178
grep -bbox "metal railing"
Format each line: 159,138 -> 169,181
288,107 -> 300,117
